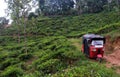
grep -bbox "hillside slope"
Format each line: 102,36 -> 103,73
4,12 -> 120,37
0,12 -> 120,77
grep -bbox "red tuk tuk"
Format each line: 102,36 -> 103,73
82,34 -> 105,61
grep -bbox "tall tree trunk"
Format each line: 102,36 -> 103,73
77,0 -> 82,15
23,18 -> 27,54
16,19 -> 21,43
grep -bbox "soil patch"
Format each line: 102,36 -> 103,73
104,36 -> 120,74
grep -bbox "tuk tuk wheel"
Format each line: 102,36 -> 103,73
97,58 -> 102,63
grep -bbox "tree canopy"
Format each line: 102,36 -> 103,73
0,17 -> 9,26
37,0 -> 120,16
0,17 -> 9,35
38,0 -> 75,15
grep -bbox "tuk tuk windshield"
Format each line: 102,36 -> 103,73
91,40 -> 104,46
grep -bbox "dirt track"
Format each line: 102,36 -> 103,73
104,49 -> 120,66
104,36 -> 120,73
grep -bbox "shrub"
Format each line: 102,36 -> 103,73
18,53 -> 33,61
20,47 -> 34,53
52,62 -> 120,77
0,58 -> 19,70
22,71 -> 42,77
33,51 -> 58,67
7,51 -> 20,58
37,59 -> 64,74
0,66 -> 23,77
0,54 -> 7,62
5,45 -> 22,51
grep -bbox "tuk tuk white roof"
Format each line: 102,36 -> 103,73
83,34 -> 104,39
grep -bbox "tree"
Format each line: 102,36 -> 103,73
38,0 -> 45,14
5,0 -> 35,54
38,0 -> 75,15
110,0 -> 120,12
75,0 -> 108,14
28,12 -> 38,20
0,17 -> 9,26
61,0 -> 75,15
75,0 -> 84,15
0,17 -> 9,35
104,0 -> 120,12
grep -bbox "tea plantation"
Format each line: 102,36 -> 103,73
0,12 -> 120,77
4,12 -> 120,37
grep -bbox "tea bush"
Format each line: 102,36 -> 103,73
0,58 -> 19,70
18,53 -> 33,61
52,62 -> 119,77
3,12 -> 120,37
0,66 -> 23,77
37,59 -> 63,74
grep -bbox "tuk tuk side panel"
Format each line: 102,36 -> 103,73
83,39 -> 90,56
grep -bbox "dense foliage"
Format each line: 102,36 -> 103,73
38,0 -> 75,15
36,0 -> 120,16
0,11 -> 120,77
1,0 -> 120,77
0,17 -> 9,35
3,12 -> 120,37
0,36 -> 119,77
76,0 -> 108,14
